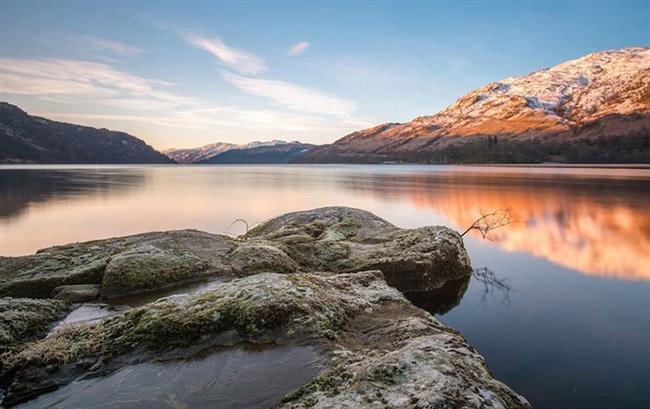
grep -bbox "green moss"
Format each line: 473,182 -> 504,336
363,362 -> 406,385
0,298 -> 70,353
101,247 -> 209,298
3,278 -> 306,372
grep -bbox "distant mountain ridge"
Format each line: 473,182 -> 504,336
166,140 -> 314,163
197,142 -> 315,164
0,102 -> 173,164
298,47 -> 650,163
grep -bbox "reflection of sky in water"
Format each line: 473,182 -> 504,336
1,165 -> 648,281
1,164 -> 649,409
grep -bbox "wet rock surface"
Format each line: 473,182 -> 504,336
2,271 -> 528,408
52,284 -> 101,303
15,343 -> 321,409
0,207 -> 528,408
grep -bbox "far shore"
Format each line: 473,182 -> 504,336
2,162 -> 650,169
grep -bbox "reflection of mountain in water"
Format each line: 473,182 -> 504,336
0,169 -> 145,219
403,276 -> 469,315
339,169 -> 650,281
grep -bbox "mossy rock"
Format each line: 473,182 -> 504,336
100,245 -> 210,298
0,297 -> 70,353
0,230 -> 236,299
246,207 -> 472,292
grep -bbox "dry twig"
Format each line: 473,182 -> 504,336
228,218 -> 250,240
461,208 -> 513,240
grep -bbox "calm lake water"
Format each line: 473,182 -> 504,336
1,164 -> 649,409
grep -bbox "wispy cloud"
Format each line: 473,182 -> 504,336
184,34 -> 266,74
288,41 -> 310,56
0,58 -> 191,106
0,47 -> 373,144
38,34 -> 143,58
222,73 -> 357,116
38,106 -> 371,132
80,36 -> 144,56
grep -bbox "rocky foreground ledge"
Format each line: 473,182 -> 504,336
0,207 -> 530,408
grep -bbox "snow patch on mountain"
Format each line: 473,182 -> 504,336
164,140 -> 293,163
439,47 -> 650,125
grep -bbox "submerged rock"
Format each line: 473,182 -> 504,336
0,271 -> 528,408
0,207 -> 470,299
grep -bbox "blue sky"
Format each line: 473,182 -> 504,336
1,0 -> 648,149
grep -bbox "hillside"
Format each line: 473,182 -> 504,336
198,142 -> 315,164
298,47 -> 650,163
0,103 -> 173,164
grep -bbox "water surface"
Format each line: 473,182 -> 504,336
17,344 -> 320,409
1,164 -> 649,409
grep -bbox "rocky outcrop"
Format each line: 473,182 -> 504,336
1,271 -> 528,408
245,207 -> 472,292
0,207 -> 529,408
0,207 -> 470,299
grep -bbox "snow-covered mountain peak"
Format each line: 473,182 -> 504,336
441,47 -> 650,126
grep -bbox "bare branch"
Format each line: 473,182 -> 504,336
461,208 -> 514,240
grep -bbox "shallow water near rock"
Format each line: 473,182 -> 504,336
102,277 -> 225,307
48,277 -> 228,334
15,344 -> 321,409
2,164 -> 649,409
48,304 -> 123,334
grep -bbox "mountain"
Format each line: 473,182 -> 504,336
0,103 -> 173,164
165,140 -> 295,163
163,142 -> 238,164
197,142 -> 315,164
298,47 -> 650,164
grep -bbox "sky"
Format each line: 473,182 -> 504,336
1,0 -> 648,150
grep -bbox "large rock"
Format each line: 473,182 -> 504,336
0,207 -> 471,299
0,297 -> 69,353
0,230 -> 236,299
245,207 -> 472,292
1,271 -> 528,408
